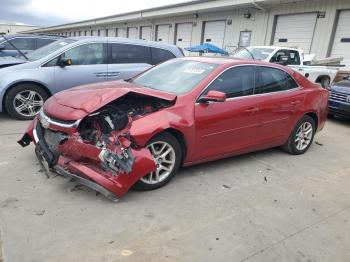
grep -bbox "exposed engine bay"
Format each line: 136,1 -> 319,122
18,93 -> 174,201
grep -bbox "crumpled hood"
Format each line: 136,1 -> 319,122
0,56 -> 27,68
44,80 -> 177,120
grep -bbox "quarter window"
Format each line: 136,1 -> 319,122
61,43 -> 106,65
204,66 -> 255,98
151,48 -> 176,65
36,38 -> 55,48
109,43 -> 151,64
255,67 -> 298,94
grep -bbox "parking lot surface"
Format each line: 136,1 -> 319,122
0,113 -> 349,262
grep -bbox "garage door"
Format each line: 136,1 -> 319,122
331,10 -> 350,66
127,27 -> 138,39
156,25 -> 171,43
203,20 -> 226,49
273,13 -> 317,53
107,29 -> 115,37
141,26 -> 152,41
116,28 -> 124,37
176,23 -> 193,55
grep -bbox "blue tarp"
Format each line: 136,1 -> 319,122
185,43 -> 228,55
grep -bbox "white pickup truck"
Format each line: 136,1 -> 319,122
233,46 -> 338,88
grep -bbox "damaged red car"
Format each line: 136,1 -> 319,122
19,57 -> 329,201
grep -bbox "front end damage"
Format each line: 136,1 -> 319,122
18,92 -> 175,201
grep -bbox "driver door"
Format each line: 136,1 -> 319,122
194,66 -> 260,161
53,43 -> 108,92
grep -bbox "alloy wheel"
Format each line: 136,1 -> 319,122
295,122 -> 313,151
141,141 -> 176,185
13,90 -> 44,118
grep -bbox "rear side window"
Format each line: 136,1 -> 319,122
204,66 -> 255,98
36,38 -> 56,48
4,38 -> 36,50
151,47 -> 176,65
109,43 -> 151,64
255,67 -> 298,94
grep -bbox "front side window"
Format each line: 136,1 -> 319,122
109,43 -> 151,64
132,59 -> 218,95
203,66 -> 255,98
4,38 -> 36,50
255,67 -> 298,94
288,50 -> 300,65
62,43 -> 106,65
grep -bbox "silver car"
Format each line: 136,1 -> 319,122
0,37 -> 183,119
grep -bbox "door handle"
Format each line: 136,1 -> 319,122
298,68 -> 303,71
94,72 -> 108,77
107,72 -> 120,77
245,107 -> 259,113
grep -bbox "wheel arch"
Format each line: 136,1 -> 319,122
2,81 -> 52,112
304,112 -> 319,130
148,128 -> 187,165
315,75 -> 330,83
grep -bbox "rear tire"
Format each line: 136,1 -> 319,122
4,84 -> 48,120
282,115 -> 315,155
133,132 -> 182,191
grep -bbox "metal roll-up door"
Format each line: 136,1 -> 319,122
156,25 -> 171,43
273,13 -> 317,53
331,10 -> 350,66
127,27 -> 138,39
141,26 -> 152,41
176,23 -> 193,54
203,20 -> 226,48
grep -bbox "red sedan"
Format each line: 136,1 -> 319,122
19,57 -> 329,201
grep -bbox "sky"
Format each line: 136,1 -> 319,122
0,0 -> 190,27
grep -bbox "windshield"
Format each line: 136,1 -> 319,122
132,59 -> 219,95
26,39 -> 76,61
233,47 -> 274,60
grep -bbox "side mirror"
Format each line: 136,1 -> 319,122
59,57 -> 73,67
198,90 -> 226,104
276,55 -> 289,65
0,44 -> 5,51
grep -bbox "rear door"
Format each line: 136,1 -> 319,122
194,66 -> 260,160
107,43 -> 152,80
53,42 -> 108,92
254,66 -> 304,145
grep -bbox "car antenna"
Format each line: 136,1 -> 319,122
0,33 -> 29,60
241,47 -> 255,60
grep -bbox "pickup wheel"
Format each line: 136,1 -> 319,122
282,115 -> 315,155
133,132 -> 182,191
320,76 -> 330,88
4,84 -> 48,120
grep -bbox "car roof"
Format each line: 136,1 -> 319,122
179,56 -> 296,72
67,36 -> 180,50
1,34 -> 62,39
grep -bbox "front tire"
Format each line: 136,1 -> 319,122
133,132 -> 182,191
5,84 -> 48,120
282,115 -> 315,155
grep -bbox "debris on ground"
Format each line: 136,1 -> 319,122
315,141 -> 324,146
35,210 -> 45,216
70,184 -> 85,192
222,184 -> 231,189
264,177 -> 268,182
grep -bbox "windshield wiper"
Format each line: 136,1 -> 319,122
1,34 -> 29,60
